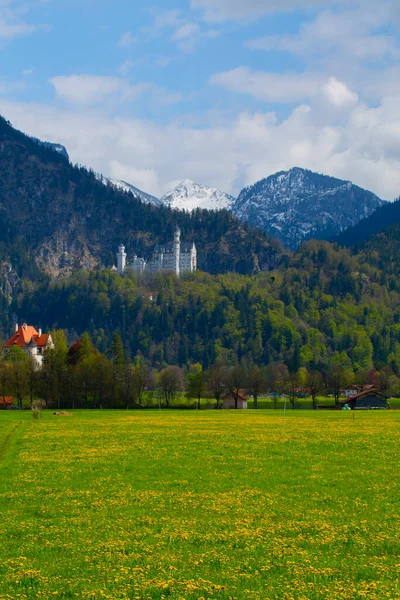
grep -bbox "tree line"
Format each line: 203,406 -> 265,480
0,330 -> 395,410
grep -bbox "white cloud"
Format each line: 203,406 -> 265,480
2,74 -> 400,201
118,31 -> 137,48
117,60 -> 134,77
191,0 -> 352,22
50,75 -> 150,106
172,22 -> 201,41
109,161 -> 161,195
320,77 -> 359,109
0,77 -> 25,93
0,1 -> 49,40
210,66 -> 322,103
150,9 -> 183,30
246,6 -> 400,64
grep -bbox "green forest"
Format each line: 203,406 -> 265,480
0,234 -> 399,406
9,237 -> 400,371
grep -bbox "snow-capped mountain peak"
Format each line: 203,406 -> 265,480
95,174 -> 161,207
160,179 -> 234,212
232,167 -> 386,249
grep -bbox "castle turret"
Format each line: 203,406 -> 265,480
174,227 -> 181,277
117,244 -> 127,275
191,242 -> 197,272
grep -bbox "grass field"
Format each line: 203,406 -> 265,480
0,410 -> 399,600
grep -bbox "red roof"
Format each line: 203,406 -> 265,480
0,396 -> 13,406
224,392 -> 248,402
4,325 -> 50,349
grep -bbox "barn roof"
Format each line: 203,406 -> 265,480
341,388 -> 387,402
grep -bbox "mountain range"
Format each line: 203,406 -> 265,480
1,112 -> 398,290
97,169 -> 386,250
0,115 -> 282,289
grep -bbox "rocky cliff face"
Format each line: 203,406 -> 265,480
0,261 -> 19,301
233,167 -> 386,249
0,115 -> 282,280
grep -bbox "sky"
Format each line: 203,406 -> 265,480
1,0 -> 400,199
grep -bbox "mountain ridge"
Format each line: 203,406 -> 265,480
0,114 -> 282,282
232,167 -> 386,249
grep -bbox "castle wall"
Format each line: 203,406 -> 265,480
117,230 -> 197,277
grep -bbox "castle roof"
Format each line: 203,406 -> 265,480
4,324 -> 50,349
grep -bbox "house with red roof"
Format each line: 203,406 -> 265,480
3,323 -> 54,368
0,396 -> 13,409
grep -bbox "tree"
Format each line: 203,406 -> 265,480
0,361 -> 12,407
186,363 -> 205,409
6,346 -> 30,409
131,359 -> 155,408
158,366 -> 184,408
266,362 -> 289,408
306,370 -> 324,409
327,365 -> 353,406
377,366 -> 392,397
27,356 -> 38,407
246,366 -> 267,409
205,359 -> 225,409
285,371 -> 299,409
223,364 -> 246,409
41,336 -> 69,409
68,333 -> 97,365
91,354 -> 113,409
111,333 -> 125,366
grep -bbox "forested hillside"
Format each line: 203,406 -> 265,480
7,239 -> 400,377
0,115 -> 282,279
334,197 -> 400,247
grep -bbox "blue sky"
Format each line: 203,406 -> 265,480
1,0 -> 400,199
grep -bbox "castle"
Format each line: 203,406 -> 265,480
117,228 -> 197,277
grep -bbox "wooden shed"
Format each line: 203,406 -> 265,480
341,388 -> 387,410
223,392 -> 248,409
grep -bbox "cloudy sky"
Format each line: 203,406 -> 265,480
1,0 -> 400,199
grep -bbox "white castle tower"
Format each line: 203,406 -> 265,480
173,227 -> 181,277
115,229 -> 197,277
117,244 -> 127,275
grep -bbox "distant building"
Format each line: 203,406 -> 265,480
340,388 -> 387,410
117,227 -> 197,277
343,384 -> 374,398
3,323 -> 54,368
0,396 -> 13,409
223,392 -> 248,409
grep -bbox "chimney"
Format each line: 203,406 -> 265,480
23,323 -> 27,331
38,328 -> 42,337
15,323 -> 18,333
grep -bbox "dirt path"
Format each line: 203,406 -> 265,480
0,421 -> 24,463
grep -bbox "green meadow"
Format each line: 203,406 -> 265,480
0,410 -> 399,600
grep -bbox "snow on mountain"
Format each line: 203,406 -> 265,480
96,174 -> 161,206
108,179 -> 162,206
160,179 -> 234,212
31,138 -> 69,160
232,167 -> 386,249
